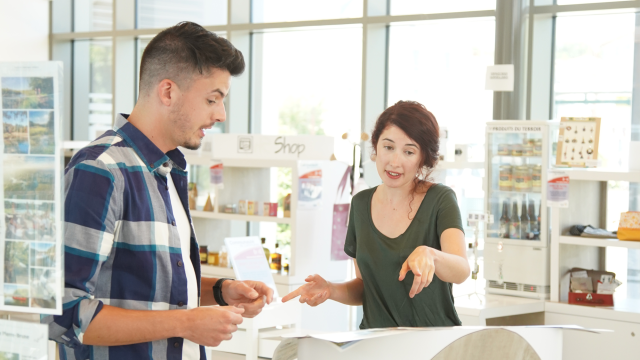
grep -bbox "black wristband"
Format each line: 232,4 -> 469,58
213,278 -> 233,306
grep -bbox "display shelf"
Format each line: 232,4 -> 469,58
492,155 -> 542,159
554,167 -> 640,182
184,154 -> 299,169
191,210 -> 293,224
485,237 -> 543,247
200,264 -> 306,285
490,190 -> 542,196
545,298 -> 640,324
558,235 -> 640,249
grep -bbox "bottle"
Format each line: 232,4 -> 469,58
199,245 -> 208,264
520,200 -> 530,240
218,245 -> 229,268
509,201 -> 520,239
538,202 -> 542,239
261,237 -> 271,263
499,201 -> 510,238
528,200 -> 539,240
270,243 -> 282,271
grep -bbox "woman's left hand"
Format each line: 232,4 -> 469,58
399,245 -> 436,298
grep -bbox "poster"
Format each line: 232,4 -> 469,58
298,162 -> 323,210
0,62 -> 63,314
547,171 -> 569,208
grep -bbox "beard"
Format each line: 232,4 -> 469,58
169,104 -> 202,151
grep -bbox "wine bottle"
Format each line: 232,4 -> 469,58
520,200 -> 531,240
509,201 -> 520,239
500,201 -> 510,238
528,200 -> 539,240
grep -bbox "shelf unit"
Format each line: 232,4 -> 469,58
483,121 -> 557,299
546,167 -> 640,358
558,235 -> 640,250
182,134 -> 353,333
191,210 -> 293,225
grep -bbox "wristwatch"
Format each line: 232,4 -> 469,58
213,278 -> 234,306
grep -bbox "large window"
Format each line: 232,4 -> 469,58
256,26 -> 362,163
554,13 -> 634,169
137,0 -> 227,29
388,17 -> 495,146
252,0 -> 362,23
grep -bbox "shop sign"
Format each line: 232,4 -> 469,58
207,134 -> 334,161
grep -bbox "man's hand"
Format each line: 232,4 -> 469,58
399,245 -> 436,298
182,306 -> 244,347
222,280 -> 274,317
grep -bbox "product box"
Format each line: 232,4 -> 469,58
567,267 -> 618,307
238,200 -> 247,215
268,202 -> 278,217
247,201 -> 256,215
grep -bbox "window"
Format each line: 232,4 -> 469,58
252,0 -> 363,23
136,0 -> 227,29
74,0 -> 113,32
390,0 -> 495,15
554,13 -> 635,169
73,39 -> 113,141
255,26 -> 362,163
387,18 -> 495,146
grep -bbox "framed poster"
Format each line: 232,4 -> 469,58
0,62 -> 63,315
556,117 -> 601,168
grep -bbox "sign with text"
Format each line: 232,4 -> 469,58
0,319 -> 48,360
547,171 -> 569,208
487,125 -> 542,133
485,64 -> 514,91
208,134 -> 334,161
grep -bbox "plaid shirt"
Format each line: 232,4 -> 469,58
42,114 -> 205,360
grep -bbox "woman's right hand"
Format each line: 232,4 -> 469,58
281,274 -> 331,307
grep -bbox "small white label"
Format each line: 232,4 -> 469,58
485,64 -> 514,91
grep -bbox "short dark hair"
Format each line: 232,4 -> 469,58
139,21 -> 245,95
371,100 -> 440,186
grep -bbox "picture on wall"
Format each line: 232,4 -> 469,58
0,62 -> 62,314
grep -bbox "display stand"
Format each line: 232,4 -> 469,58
182,134 -> 352,336
547,167 -> 640,360
483,121 -> 558,299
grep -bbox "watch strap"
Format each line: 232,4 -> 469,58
213,278 -> 233,306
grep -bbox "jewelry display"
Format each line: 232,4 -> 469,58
556,117 -> 601,167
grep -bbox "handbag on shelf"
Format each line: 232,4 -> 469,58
617,211 -> 640,241
330,166 -> 352,261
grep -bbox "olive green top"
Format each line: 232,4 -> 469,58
344,184 -> 465,329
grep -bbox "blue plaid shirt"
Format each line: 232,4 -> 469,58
43,114 -> 205,360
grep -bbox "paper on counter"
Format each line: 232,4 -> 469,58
272,338 -> 298,360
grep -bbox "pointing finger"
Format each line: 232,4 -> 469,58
398,260 -> 410,281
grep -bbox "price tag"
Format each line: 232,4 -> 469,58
547,171 -> 569,208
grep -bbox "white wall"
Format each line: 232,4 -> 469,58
0,0 -> 49,61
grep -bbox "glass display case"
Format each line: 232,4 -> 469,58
483,121 -> 558,299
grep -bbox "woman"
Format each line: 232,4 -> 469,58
282,101 -> 470,328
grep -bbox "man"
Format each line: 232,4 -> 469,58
43,22 -> 273,360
